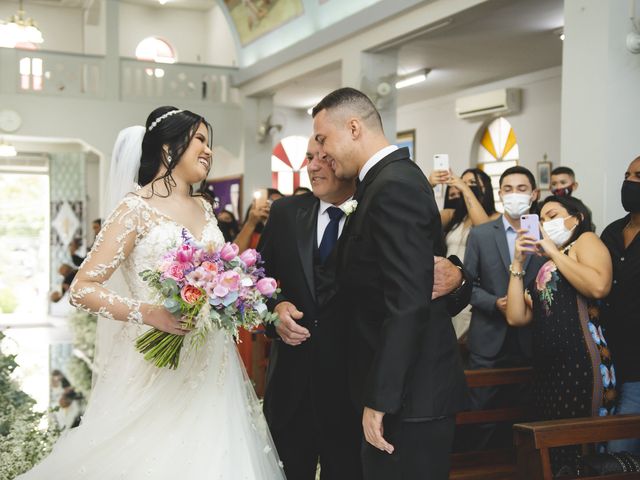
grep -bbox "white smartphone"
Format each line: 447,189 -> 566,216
253,188 -> 267,202
433,154 -> 449,172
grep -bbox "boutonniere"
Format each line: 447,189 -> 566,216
341,200 -> 358,216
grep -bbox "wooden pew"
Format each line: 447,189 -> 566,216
514,415 -> 640,480
450,366 -> 534,480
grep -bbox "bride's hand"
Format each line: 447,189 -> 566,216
140,304 -> 191,335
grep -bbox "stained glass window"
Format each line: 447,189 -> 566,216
477,117 -> 519,212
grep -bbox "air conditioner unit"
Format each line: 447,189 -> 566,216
455,88 -> 521,119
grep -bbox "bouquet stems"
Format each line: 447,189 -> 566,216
135,329 -> 185,369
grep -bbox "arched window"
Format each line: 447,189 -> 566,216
477,117 -> 519,212
135,37 -> 176,64
271,136 -> 312,195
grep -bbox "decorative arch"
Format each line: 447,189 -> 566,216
271,135 -> 311,195
476,117 -> 519,212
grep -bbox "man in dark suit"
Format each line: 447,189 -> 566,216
259,138 -> 363,479
311,88 -> 469,480
259,136 -> 470,479
463,166 -> 546,448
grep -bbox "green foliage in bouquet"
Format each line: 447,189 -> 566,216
135,272 -> 208,369
0,332 -> 59,480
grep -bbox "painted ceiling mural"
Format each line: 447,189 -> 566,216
223,0 -> 304,45
220,0 -> 384,65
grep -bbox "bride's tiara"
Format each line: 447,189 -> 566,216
148,109 -> 183,131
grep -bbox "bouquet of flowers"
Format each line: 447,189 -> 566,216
135,233 -> 279,369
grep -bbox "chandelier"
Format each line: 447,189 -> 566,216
0,0 -> 44,49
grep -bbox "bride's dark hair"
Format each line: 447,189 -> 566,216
137,106 -> 213,199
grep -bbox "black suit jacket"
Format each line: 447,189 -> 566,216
258,193 -> 353,430
338,147 -> 469,418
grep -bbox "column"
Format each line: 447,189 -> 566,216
104,0 -> 119,101
241,94 -> 275,219
561,0 -> 640,229
341,49 -> 399,142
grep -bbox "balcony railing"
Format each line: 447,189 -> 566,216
0,48 -> 239,104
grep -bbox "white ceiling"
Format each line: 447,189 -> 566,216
119,0 -> 216,10
19,0 -> 216,11
274,0 -> 564,108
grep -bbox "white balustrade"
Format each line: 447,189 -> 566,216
0,47 -> 239,104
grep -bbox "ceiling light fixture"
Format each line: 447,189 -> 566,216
0,0 -> 44,49
395,68 -> 431,89
0,140 -> 17,157
158,0 -> 170,5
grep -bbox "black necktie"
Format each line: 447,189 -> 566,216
318,206 -> 344,263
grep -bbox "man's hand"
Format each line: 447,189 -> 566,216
432,256 -> 463,300
362,407 -> 394,454
274,301 -> 309,346
496,296 -> 508,317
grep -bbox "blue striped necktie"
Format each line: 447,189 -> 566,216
318,206 -> 344,263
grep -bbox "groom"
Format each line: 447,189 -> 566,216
312,88 -> 469,479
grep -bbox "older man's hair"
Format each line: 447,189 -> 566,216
312,87 -> 384,132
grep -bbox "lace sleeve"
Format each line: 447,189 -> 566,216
69,197 -> 148,324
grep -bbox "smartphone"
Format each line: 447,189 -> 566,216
433,154 -> 449,172
253,188 -> 268,204
520,214 -> 540,242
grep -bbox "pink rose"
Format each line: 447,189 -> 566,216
219,271 -> 240,292
239,249 -> 258,267
256,277 -> 277,297
219,242 -> 239,262
165,262 -> 186,281
201,261 -> 219,275
180,285 -> 203,304
176,244 -> 195,263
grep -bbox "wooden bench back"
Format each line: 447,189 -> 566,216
450,367 -> 534,479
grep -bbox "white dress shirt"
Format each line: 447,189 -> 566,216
358,144 -> 399,182
316,198 -> 352,247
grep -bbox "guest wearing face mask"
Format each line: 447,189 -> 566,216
430,168 -> 500,339
550,166 -> 579,197
601,155 -> 640,455
506,195 -> 615,475
549,166 -> 596,231
462,166 -> 547,450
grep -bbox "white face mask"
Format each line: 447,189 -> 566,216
502,193 -> 532,219
542,216 -> 576,247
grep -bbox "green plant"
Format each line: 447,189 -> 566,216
0,332 -> 59,479
65,310 -> 97,397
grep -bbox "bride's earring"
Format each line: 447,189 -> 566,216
167,154 -> 172,164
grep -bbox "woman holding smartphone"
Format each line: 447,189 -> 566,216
429,167 -> 499,339
506,195 -> 616,476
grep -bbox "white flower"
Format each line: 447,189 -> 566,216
341,199 -> 358,216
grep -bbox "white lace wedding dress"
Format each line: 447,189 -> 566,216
19,195 -> 285,480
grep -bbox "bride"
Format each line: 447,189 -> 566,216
18,107 -> 286,479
